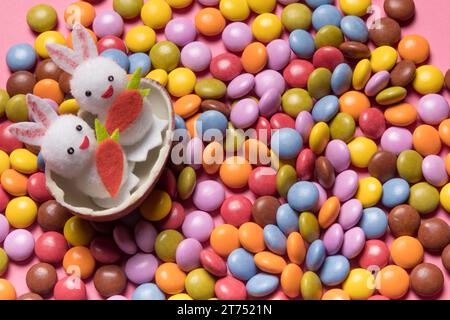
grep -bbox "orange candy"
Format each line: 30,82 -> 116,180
286,232 -> 306,265
1,169 -> 28,196
390,236 -> 424,269
219,156 -> 252,189
185,113 -> 201,138
155,262 -> 186,295
195,8 -> 226,36
384,103 -> 417,127
238,222 -> 265,253
203,141 -> 224,175
377,265 -> 410,299
398,35 -> 430,64
241,42 -> 267,74
439,119 -> 450,147
64,1 -> 96,28
33,79 -> 64,104
210,224 -> 240,257
66,28 -> 97,48
243,139 -> 271,166
339,91 -> 370,120
254,251 -> 287,274
318,196 -> 340,229
281,263 -> 303,298
322,288 -> 351,300
174,94 -> 202,119
0,279 -> 16,300
412,125 -> 441,156
62,246 -> 96,279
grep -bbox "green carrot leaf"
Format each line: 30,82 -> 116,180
111,129 -> 120,142
127,67 -> 142,90
139,88 -> 151,97
95,119 -> 109,142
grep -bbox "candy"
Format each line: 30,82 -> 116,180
134,220 -> 157,253
381,127 -> 413,155
125,253 -> 158,284
315,25 -> 344,48
340,15 -> 368,42
442,245 -> 450,272
90,236 -> 121,264
92,11 -> 124,38
5,94 -> 28,122
377,265 -> 410,299
390,236 -> 424,269
215,276 -> 247,300
397,150 -> 423,183
251,13 -> 282,43
305,239 -> 326,271
154,229 -> 184,262
342,268 -> 374,300
113,0 -> 143,19
410,263 -> 444,297
307,67 -> 332,100
37,200 -> 71,231
195,8 -> 225,37
222,22 -> 252,53
141,0 -> 171,29
320,255 -> 350,286
300,271 -> 322,300
246,273 -> 279,298
241,42 -> 267,74
417,94 -> 449,125
125,26 -> 156,53
164,17 -> 196,47
5,196 -> 37,228
289,29 -> 315,59
26,262 -> 57,296
35,231 -> 67,264
299,211 -> 320,243
312,5 -> 342,31
210,224 -> 240,257
422,155 -> 448,187
219,156 -> 252,189
62,246 -> 95,279
413,65 -> 445,94
390,60 -> 416,87
0,279 -> 16,300
369,17 -> 401,47
388,204 -> 421,237
177,166 -> 196,200
329,112 -> 355,142
132,283 -> 165,300
4,229 -> 35,262
331,63 -> 352,96
398,34 -> 430,64
175,238 -> 202,272
94,265 -> 127,298
409,182 -> 440,214
54,276 -> 86,300
200,249 -> 227,277
418,218 -> 450,252
27,4 -> 57,33
182,211 -> 213,242
6,44 -> 37,72
384,0 -> 416,21
63,216 -> 95,247
266,39 -> 291,71
384,102 -> 417,126
128,53 -> 151,76
195,78 -> 227,99
155,262 -> 186,294
34,31 -> 66,59
281,3 -> 311,31
140,189 -> 172,222
227,74 -> 254,99
358,239 -> 390,269
309,122 -> 330,154
332,170 -> 358,202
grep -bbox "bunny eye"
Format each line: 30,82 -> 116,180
85,91 -> 92,97
76,125 -> 82,131
67,148 -> 75,155
108,76 -> 114,82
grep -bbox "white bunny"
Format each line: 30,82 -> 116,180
46,23 -> 167,162
8,95 -> 138,209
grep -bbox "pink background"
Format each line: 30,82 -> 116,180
0,0 -> 450,300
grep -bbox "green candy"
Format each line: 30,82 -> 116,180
26,4 -> 57,33
276,165 -> 297,198
307,68 -> 332,100
282,88 -> 313,118
150,41 -> 180,72
315,25 -> 344,49
195,78 -> 227,99
299,211 -> 320,243
330,112 -> 356,142
5,94 -> 28,123
376,87 -> 407,105
177,166 -> 196,200
185,268 -> 216,300
408,182 -> 440,215
397,150 -> 423,183
154,229 -> 184,262
113,0 -> 144,19
0,89 -> 10,118
301,271 -> 322,300
281,3 -> 312,32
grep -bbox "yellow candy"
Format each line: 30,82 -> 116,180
309,122 -> 330,155
352,59 -> 371,90
412,65 -> 445,95
35,31 -> 66,58
247,0 -> 276,14
347,137 -> 377,168
141,0 -> 172,29
440,183 -> 450,212
166,0 -> 193,9
5,196 -> 37,228
63,216 -> 95,247
0,150 -> 10,176
356,177 -> 382,208
167,68 -> 197,98
270,150 -> 296,171
251,13 -> 282,43
9,149 -> 38,174
140,189 -> 172,221
340,0 -> 372,16
146,69 -> 168,86
370,46 -> 398,72
125,26 -> 156,53
168,293 -> 193,300
342,268 -> 375,300
219,0 -> 250,21
59,99 -> 80,115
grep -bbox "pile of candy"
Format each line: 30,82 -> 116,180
1,0 -> 450,300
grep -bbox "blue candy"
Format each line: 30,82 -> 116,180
289,29 -> 316,59
340,16 -> 369,42
381,178 -> 410,208
306,239 -> 326,271
128,52 -> 151,76
227,248 -> 257,281
319,255 -> 350,286
312,5 -> 343,30
174,114 -> 187,130
246,273 -> 279,298
263,224 -> 287,255
132,283 -> 165,300
196,110 -> 228,140
6,43 -> 37,72
312,95 -> 339,122
359,207 -> 388,239
37,152 -> 46,172
276,204 -> 299,235
271,128 -> 303,160
331,63 -> 353,96
305,0 -> 334,9
101,48 -> 130,71
287,181 -> 319,212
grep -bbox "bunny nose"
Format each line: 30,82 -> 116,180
79,136 -> 90,150
101,85 -> 114,99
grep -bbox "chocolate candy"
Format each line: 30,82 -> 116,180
442,245 -> 450,272
94,265 -> 127,298
252,196 -> 280,227
368,151 -> 397,182
6,71 -> 36,96
26,262 -> 57,296
339,41 -> 371,60
390,60 -> 416,87
35,59 -> 63,81
418,218 -> 450,253
388,204 -> 421,237
445,69 -> 450,90
17,293 -> 44,300
410,263 -> 444,297
58,72 -> 72,95
384,0 -> 416,22
314,156 -> 335,189
200,99 -> 230,118
368,17 -> 401,47
37,200 -> 72,231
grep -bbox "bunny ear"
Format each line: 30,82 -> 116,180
72,23 -> 98,60
8,122 -> 47,146
26,94 -> 58,128
46,43 -> 82,75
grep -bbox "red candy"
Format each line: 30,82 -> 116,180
53,276 -> 87,300
156,168 -> 177,198
27,172 -> 53,203
89,236 -> 122,264
283,59 -> 315,88
296,148 -> 316,181
200,249 -> 227,277
312,46 -> 345,71
220,195 -> 252,227
156,201 -> 185,230
0,185 -> 10,212
253,117 -> 272,145
359,108 -> 386,139
0,121 -> 23,154
215,276 -> 247,300
34,231 -> 68,264
368,295 -> 390,300
210,53 -> 243,82
358,239 -> 390,269
97,35 -> 127,54
270,113 -> 295,130
248,167 -> 277,196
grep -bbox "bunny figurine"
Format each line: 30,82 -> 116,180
46,23 -> 167,162
8,94 -> 139,209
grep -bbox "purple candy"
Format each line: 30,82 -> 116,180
266,39 -> 291,71
341,227 -> 365,259
364,71 -> 390,97
182,211 -> 214,242
332,170 -> 358,202
134,220 -> 157,253
185,137 -> 204,170
0,214 -> 9,243
108,295 -> 128,300
113,225 -> 137,255
312,182 -> 327,212
338,199 -> 363,230
176,238 -> 203,272
254,70 -> 286,97
181,41 -> 212,72
259,88 -> 281,117
295,111 -> 314,141
3,229 -> 34,262
325,140 -> 350,173
125,253 -> 158,284
227,73 -> 255,99
92,11 -> 124,38
230,98 -> 259,128
323,223 -> 344,255
417,94 -> 450,125
222,22 -> 253,52
422,155 -> 448,187
380,127 -> 413,155
193,180 -> 225,212
165,17 -> 197,47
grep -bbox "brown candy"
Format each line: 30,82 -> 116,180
384,0 -> 416,22
93,265 -> 127,298
368,151 -> 397,182
314,156 -> 335,189
442,244 -> 450,273
390,60 -> 416,87
410,263 -> 444,297
35,59 -> 63,81
26,263 -> 57,296
388,204 -> 421,237
6,71 -> 36,96
418,218 -> 450,253
58,72 -> 72,94
339,42 -> 371,60
252,196 -> 280,227
369,17 -> 402,47
90,221 -> 116,234
17,293 -> 44,300
37,200 -> 72,231
445,69 -> 450,91
200,99 -> 230,118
